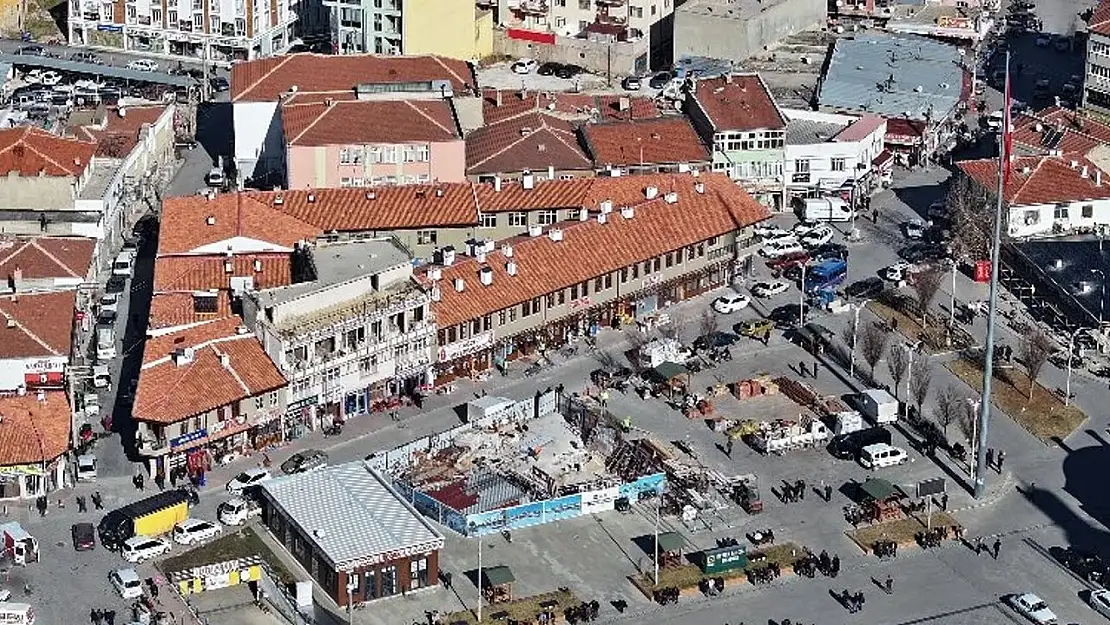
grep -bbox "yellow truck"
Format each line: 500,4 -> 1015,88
98,489 -> 195,550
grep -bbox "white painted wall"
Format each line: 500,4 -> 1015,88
1007,197 -> 1110,238
233,101 -> 281,182
783,109 -> 886,191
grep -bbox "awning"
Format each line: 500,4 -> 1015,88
860,478 -> 902,501
656,531 -> 685,552
483,565 -> 515,587
646,361 -> 688,382
872,149 -> 895,168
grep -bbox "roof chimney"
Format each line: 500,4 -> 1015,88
522,171 -> 535,190
621,206 -> 634,219
274,195 -> 284,205
11,266 -> 22,290
579,208 -> 589,221
454,278 -> 465,292
493,176 -> 502,192
206,215 -> 216,226
528,224 -> 543,237
307,192 -> 316,203
644,186 -> 659,200
597,213 -> 608,224
618,97 -> 630,111
695,182 -> 705,194
1098,170 -> 1103,186
173,347 -> 195,366
506,260 -> 518,276
599,199 -> 613,214
664,192 -> 678,204
502,244 -> 514,258
366,191 -> 376,200
253,259 -> 262,272
479,266 -> 493,286
219,352 -> 231,368
549,228 -> 563,242
1082,165 -> 1090,178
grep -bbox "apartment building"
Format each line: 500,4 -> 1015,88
68,0 -> 296,61
684,74 -> 788,209
326,0 -> 486,59
423,171 -> 769,379
242,239 -> 435,429
1085,0 -> 1110,114
782,110 -> 888,203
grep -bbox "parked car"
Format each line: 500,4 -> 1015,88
127,59 -> 160,72
985,110 -> 1004,130
120,536 -> 171,563
16,45 -> 46,56
1035,34 -> 1051,47
110,568 -> 144,599
511,59 -> 538,74
845,277 -> 885,299
754,225 -> 792,240
1089,588 -> 1110,619
72,522 -> 96,551
859,443 -> 909,469
759,239 -> 805,259
752,280 -> 789,298
227,468 -> 271,493
648,71 -> 673,89
693,332 -> 738,351
882,261 -> 914,282
902,219 -> 927,240
537,62 -> 562,76
280,449 -> 329,475
70,51 -> 104,64
205,167 -> 226,188
899,243 -> 947,263
810,243 -> 849,261
712,293 -> 751,314
217,497 -> 261,526
555,64 -> 584,79
769,304 -> 810,327
172,518 -> 222,545
1006,593 -> 1057,625
621,75 -> 642,90
801,227 -> 835,248
106,274 -> 126,293
37,70 -> 62,86
766,251 -> 810,272
209,76 -> 230,92
736,319 -> 774,340
99,293 -> 120,316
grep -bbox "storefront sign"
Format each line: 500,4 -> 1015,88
581,486 -> 620,515
286,396 -> 318,413
192,560 -> 241,579
437,331 -> 495,362
937,15 -> 972,29
0,463 -> 45,477
170,429 -> 208,449
569,297 -> 592,311
23,358 -> 66,374
347,539 -> 444,569
250,407 -> 281,426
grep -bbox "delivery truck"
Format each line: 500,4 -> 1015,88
98,489 -> 193,550
859,389 -> 899,424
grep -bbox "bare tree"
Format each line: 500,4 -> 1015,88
624,328 -> 650,351
957,397 -> 977,444
659,313 -> 684,340
699,310 -> 718,338
860,321 -> 891,378
595,350 -> 618,371
910,264 -> 945,327
887,344 -> 910,400
945,174 -> 994,261
910,361 -> 933,417
1019,329 -> 1056,400
934,384 -> 964,437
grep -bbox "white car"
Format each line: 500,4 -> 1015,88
883,261 -> 913,282
755,225 -> 793,240
172,518 -> 222,545
110,568 -> 144,599
902,219 -> 926,240
99,293 -> 120,316
38,70 -> 62,86
985,110 -> 1004,131
511,59 -> 537,74
1007,593 -> 1057,625
127,59 -> 159,72
752,280 -> 789,298
759,239 -> 805,258
1090,588 -> 1110,618
712,293 -> 751,313
1035,34 -> 1050,47
226,468 -> 271,493
121,536 -> 171,563
217,497 -> 262,526
205,167 -> 225,188
801,227 -> 834,248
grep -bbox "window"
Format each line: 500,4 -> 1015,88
416,230 -> 437,245
168,9 -> 177,23
339,148 -> 351,164
498,310 -> 506,325
410,558 -> 428,589
192,10 -> 203,26
344,327 -> 364,349
630,5 -> 642,17
557,289 -> 566,305
578,0 -> 589,7
151,7 -> 162,22
604,274 -> 612,290
508,307 -> 517,322
254,395 -> 265,410
546,294 -> 556,307
794,159 -> 810,173
402,146 -> 417,162
482,315 -> 492,331
651,3 -> 656,13
480,213 -> 497,229
379,147 -> 397,163
555,16 -> 565,27
594,277 -> 603,291
508,212 -> 528,227
578,20 -> 589,32
555,0 -> 565,4
380,566 -> 397,596
620,268 -> 628,283
414,145 -> 429,162
708,236 -> 719,246
359,356 -> 377,375
1055,204 -> 1070,219
538,210 -> 557,225
570,284 -> 579,299
364,570 -> 378,599
652,257 -> 661,272
830,157 -> 846,172
1083,204 -> 1094,218
340,177 -> 353,188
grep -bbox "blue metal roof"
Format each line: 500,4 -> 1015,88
0,54 -> 194,87
817,32 -> 964,122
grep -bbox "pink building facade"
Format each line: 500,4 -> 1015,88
286,141 -> 467,189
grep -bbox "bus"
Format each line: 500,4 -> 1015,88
804,258 -> 848,294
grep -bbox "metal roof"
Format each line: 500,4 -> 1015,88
483,565 -> 515,587
0,54 -> 194,87
261,461 -> 444,570
817,32 -> 964,122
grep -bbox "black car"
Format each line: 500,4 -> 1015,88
70,52 -> 104,64
810,243 -> 849,261
555,64 -> 584,79
844,277 -> 885,299
769,304 -> 809,327
898,243 -> 947,263
209,76 -> 230,92
72,522 -> 96,551
694,332 -> 738,351
648,71 -> 674,89
829,426 -> 892,460
537,62 -> 562,76
16,45 -> 46,56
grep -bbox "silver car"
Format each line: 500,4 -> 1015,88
280,449 -> 328,475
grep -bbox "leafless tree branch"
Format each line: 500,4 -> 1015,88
1019,329 -> 1056,400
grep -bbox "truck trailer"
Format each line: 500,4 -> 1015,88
98,489 -> 193,550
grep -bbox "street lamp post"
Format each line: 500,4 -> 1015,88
346,578 -> 357,625
849,302 -> 865,378
799,266 -> 807,326
1065,327 -> 1091,407
967,398 -> 981,477
653,492 -> 661,586
1091,268 -> 1105,326
949,260 -> 958,329
477,527 -> 484,622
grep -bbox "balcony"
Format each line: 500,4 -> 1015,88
596,0 -> 625,6
518,0 -> 547,15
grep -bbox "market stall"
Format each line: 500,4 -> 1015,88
860,478 -> 905,523
482,566 -> 515,605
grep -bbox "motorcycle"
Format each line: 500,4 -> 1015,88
323,423 -> 343,437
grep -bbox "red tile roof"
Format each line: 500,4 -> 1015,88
149,292 -> 233,331
690,75 -> 786,132
158,194 -> 322,255
1011,107 -> 1110,155
1091,0 -> 1110,37
0,391 -> 71,465
957,155 -> 1110,205
283,99 -> 460,146
832,114 -> 886,143
134,317 -> 286,424
581,117 -> 710,168
0,127 -> 96,177
76,105 -> 169,157
152,254 -> 293,292
425,173 -> 770,327
245,185 -> 480,231
886,118 -> 926,139
0,237 -> 95,281
230,54 -> 476,103
0,290 -> 75,359
481,89 -> 660,126
466,112 -> 592,175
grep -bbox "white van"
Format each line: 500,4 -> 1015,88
112,250 -> 135,277
795,197 -> 854,222
0,602 -> 35,624
96,326 -> 116,362
859,443 -> 909,469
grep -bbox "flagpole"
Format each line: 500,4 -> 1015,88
974,49 -> 1010,499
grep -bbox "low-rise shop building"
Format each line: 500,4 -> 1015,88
423,172 -> 770,380
258,461 -> 444,606
782,110 -> 889,203
0,391 -> 72,499
242,239 -> 435,435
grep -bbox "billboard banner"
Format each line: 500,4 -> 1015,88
465,509 -> 507,536
619,473 -> 666,499
505,501 -> 545,530
581,486 -> 620,515
542,494 -> 582,524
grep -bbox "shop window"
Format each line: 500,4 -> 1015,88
532,297 -> 541,313
665,253 -> 674,268
483,315 -> 492,331
708,236 -> 719,247
546,294 -> 555,308
498,310 -> 507,325
594,277 -> 602,292
1083,204 -> 1094,218
410,558 -> 428,589
558,289 -> 566,305
579,281 -> 589,296
508,308 -> 517,322
697,244 -> 705,257
630,264 -> 639,279
471,319 -> 482,335
570,285 -> 579,299
652,257 -> 661,272
687,246 -> 695,261
364,570 -> 378,599
620,268 -> 628,283
447,326 -> 457,343
604,274 -> 612,290
1054,204 -> 1069,219
381,566 -> 398,596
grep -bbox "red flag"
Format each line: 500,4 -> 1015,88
1001,59 -> 1013,188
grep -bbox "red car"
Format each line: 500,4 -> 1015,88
766,251 -> 810,272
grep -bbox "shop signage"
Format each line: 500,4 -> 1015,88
569,297 -> 592,311
702,544 -> 748,574
191,559 -> 241,579
170,428 -> 208,449
581,486 -> 620,515
348,539 -> 445,569
437,331 -> 494,362
24,358 -> 66,374
286,396 -> 318,413
250,407 -> 281,426
0,464 -> 45,477
937,15 -> 972,29
96,24 -> 123,32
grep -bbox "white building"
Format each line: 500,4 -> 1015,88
782,109 -> 888,203
242,238 -> 435,433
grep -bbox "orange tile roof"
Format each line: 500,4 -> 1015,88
1091,0 -> 1110,37
473,177 -> 596,212
690,75 -> 786,132
466,112 -> 592,175
480,89 -> 660,125
0,126 -> 96,177
0,391 -> 71,465
425,173 -> 770,327
157,194 -> 323,255
1011,107 -> 1110,155
581,117 -> 710,168
134,317 -> 286,424
245,184 -> 480,231
149,292 -> 232,331
153,254 -> 293,292
0,236 -> 95,281
0,290 -> 75,358
230,54 -> 476,103
957,155 -> 1110,205
283,99 -> 460,146
76,106 -> 169,157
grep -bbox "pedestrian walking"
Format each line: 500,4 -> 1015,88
813,361 -> 819,379
996,450 -> 1006,473
884,576 -> 893,594
825,484 -> 833,502
725,438 -> 734,457
986,448 -> 995,471
799,361 -> 808,377
975,536 -> 984,555
76,495 -> 86,513
993,538 -> 1001,559
35,496 -> 46,517
169,469 -> 178,488
599,390 -> 609,407
89,608 -> 98,625
941,493 -> 949,510
154,470 -> 165,491
105,610 -> 116,625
